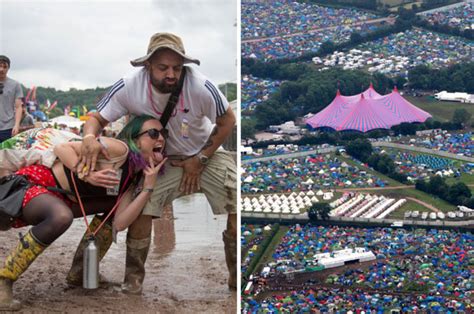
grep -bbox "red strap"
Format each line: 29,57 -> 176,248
70,168 -> 131,236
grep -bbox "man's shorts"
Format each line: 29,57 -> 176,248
143,150 -> 237,217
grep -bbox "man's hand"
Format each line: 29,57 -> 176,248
11,125 -> 19,136
76,135 -> 110,176
84,169 -> 121,188
171,156 -> 205,195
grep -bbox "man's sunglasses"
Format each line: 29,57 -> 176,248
136,128 -> 168,139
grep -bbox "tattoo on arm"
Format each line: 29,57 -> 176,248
202,126 -> 218,149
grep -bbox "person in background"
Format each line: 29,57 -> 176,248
0,56 -> 23,143
19,101 -> 35,133
69,32 -> 237,294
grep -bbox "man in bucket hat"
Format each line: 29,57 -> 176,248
68,33 -> 237,293
0,55 -> 23,143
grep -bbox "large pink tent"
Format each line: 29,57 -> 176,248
305,84 -> 432,132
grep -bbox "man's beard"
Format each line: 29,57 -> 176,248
151,76 -> 178,94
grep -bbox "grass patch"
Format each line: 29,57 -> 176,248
254,226 -> 289,274
376,188 -> 456,212
388,200 -> 432,219
405,96 -> 474,124
446,173 -> 474,186
338,154 -> 405,187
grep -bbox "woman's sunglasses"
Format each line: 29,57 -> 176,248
136,128 -> 169,140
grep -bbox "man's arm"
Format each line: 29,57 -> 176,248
200,106 -> 236,157
11,98 -> 22,136
172,107 -> 236,194
77,112 -> 111,175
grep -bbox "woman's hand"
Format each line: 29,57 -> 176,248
143,157 -> 167,189
84,169 -> 121,188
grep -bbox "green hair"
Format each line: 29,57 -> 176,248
117,115 -> 157,170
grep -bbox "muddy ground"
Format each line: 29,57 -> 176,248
0,194 -> 236,313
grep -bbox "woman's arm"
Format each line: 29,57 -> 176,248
113,157 -> 167,232
54,138 -> 126,187
53,141 -> 82,170
112,187 -> 153,232
54,137 -> 127,171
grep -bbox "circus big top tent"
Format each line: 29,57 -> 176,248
306,85 -> 432,132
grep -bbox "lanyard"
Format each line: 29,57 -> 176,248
70,167 -> 131,236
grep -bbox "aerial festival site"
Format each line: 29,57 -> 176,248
241,0 -> 473,312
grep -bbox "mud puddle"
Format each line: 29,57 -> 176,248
0,194 -> 236,313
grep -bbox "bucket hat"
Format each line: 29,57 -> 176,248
131,33 -> 200,67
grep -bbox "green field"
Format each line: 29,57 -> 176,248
338,154 -> 404,187
406,96 -> 474,124
255,226 -> 287,274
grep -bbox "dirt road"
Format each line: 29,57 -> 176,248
0,194 -> 236,313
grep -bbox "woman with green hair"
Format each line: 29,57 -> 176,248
0,115 -> 167,310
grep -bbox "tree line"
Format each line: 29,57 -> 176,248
248,66 -> 398,130
408,63 -> 474,94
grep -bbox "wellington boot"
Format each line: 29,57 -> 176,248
0,230 -> 47,311
121,236 -> 151,294
222,230 -> 237,290
0,278 -> 21,311
66,215 -> 113,287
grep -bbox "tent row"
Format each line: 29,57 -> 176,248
330,193 -> 406,219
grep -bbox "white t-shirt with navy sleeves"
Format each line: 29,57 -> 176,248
97,66 -> 229,156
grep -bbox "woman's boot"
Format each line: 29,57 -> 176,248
121,235 -> 151,294
66,215 -> 113,286
222,230 -> 237,290
0,230 -> 47,310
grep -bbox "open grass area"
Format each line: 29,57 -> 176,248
389,200 -> 432,219
256,226 -> 288,274
376,187 -> 456,212
338,154 -> 405,187
406,96 -> 474,124
446,173 -> 474,186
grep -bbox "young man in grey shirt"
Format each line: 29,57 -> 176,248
0,56 -> 23,143
19,102 -> 35,132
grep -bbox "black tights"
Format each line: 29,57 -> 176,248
22,194 -> 116,245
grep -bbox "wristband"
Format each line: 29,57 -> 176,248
142,188 -> 154,193
83,134 -> 96,140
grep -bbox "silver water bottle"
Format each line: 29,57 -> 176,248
83,236 -> 99,289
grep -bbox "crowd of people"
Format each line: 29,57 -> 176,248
242,153 -> 388,194
421,2 -> 474,31
242,75 -> 282,112
242,224 -> 473,312
242,1 -> 379,40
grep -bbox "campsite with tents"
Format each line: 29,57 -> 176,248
241,0 -> 473,312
